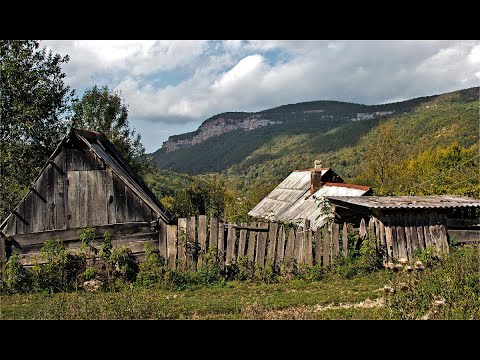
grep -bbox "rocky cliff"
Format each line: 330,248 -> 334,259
162,114 -> 282,153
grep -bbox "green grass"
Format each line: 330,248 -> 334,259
0,271 -> 390,320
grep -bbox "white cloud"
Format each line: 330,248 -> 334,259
42,39 -> 480,152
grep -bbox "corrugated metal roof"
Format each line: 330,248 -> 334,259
248,168 -> 372,229
328,196 -> 480,210
277,184 -> 371,230
248,171 -> 311,219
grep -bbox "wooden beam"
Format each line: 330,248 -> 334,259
447,230 -> 480,244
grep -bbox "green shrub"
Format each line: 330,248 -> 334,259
136,242 -> 165,287
2,254 -> 31,293
254,262 -> 277,284
99,231 -> 113,259
109,246 -> 138,282
84,267 -> 96,281
78,228 -> 97,256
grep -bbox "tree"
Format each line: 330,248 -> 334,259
71,85 -> 150,176
0,40 -> 74,220
356,121 -> 403,194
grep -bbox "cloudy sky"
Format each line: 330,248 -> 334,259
43,40 -> 480,153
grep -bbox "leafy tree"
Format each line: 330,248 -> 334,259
0,40 -> 74,219
71,85 -> 150,176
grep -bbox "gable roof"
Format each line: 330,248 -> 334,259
248,168 -> 371,229
1,128 -> 171,230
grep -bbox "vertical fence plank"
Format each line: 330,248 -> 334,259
266,222 -> 278,264
322,225 -> 330,268
178,218 -> 187,271
408,212 -> 418,253
226,222 -> 236,265
285,228 -> 295,260
331,223 -> 340,264
396,219 -> 408,260
416,213 -> 425,250
0,234 -> 6,274
423,212 -> 432,249
305,220 -> 313,266
218,221 -> 225,267
295,226 -> 304,263
342,222 -> 348,257
403,213 -> 413,260
167,225 -> 177,269
209,217 -> 218,251
159,221 -> 167,261
255,223 -> 268,265
237,222 -> 247,260
246,222 -> 257,261
428,212 -> 438,252
187,216 -> 196,270
197,215 -> 207,266
315,228 -> 323,265
385,216 -> 394,260
276,225 -> 286,266
359,218 -> 367,240
439,222 -> 449,255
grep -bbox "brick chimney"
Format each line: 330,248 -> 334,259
310,160 -> 323,194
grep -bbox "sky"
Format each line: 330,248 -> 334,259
43,40 -> 480,153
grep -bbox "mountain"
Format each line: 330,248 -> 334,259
151,87 -> 479,189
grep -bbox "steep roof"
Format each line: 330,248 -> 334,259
1,128 -> 171,230
328,195 -> 480,210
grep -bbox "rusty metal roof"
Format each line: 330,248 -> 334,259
327,196 -> 480,210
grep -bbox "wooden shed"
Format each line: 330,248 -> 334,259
0,128 -> 171,264
327,195 -> 480,261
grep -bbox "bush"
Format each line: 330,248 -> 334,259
385,245 -> 480,319
109,246 -> 138,282
136,242 -> 164,287
2,254 -> 31,293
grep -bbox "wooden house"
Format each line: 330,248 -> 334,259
327,195 -> 480,260
0,129 -> 171,264
248,163 -> 372,230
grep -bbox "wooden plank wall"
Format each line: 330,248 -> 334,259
3,144 -> 155,238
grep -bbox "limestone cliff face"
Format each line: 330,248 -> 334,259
162,114 -> 282,153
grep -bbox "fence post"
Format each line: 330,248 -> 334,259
226,222 -> 236,265
218,221 -> 225,267
197,215 -> 207,267
276,225 -> 286,266
167,225 -> 177,269
266,222 -> 278,264
237,222 -> 248,260
246,222 -> 257,262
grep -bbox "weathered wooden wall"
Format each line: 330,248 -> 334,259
2,142 -> 155,240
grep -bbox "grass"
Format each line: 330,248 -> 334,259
0,271 -> 390,320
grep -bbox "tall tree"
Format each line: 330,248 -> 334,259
71,85 -> 150,176
0,40 -> 74,220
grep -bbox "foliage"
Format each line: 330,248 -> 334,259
2,254 -> 30,293
71,85 -> 151,177
78,227 -> 97,256
384,245 -> 480,319
0,40 -> 74,219
136,242 -> 164,287
99,231 -> 113,260
84,267 -> 96,281
108,246 -> 138,282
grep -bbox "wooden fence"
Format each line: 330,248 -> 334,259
158,216 -> 359,270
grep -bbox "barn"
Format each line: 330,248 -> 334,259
0,128 -> 171,264
248,162 -> 372,230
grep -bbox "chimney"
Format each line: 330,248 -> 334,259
310,160 -> 323,194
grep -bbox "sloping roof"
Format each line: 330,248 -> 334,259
248,168 -> 371,230
72,129 -> 171,223
327,196 -> 480,210
278,183 -> 372,230
1,129 -> 170,230
248,170 -> 315,220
